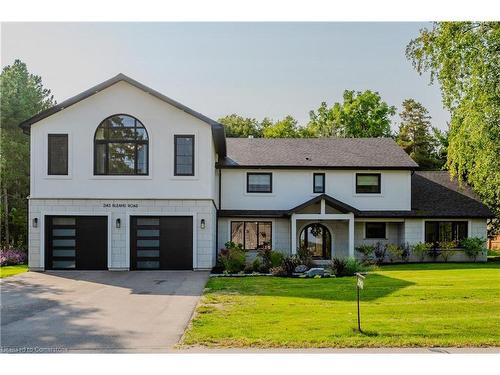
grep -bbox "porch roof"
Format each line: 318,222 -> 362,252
287,193 -> 361,215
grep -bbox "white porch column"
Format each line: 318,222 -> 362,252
291,213 -> 297,255
348,214 -> 355,258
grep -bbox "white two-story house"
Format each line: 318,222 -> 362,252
20,74 -> 493,271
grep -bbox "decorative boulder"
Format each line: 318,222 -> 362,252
305,268 -> 325,277
294,264 -> 308,273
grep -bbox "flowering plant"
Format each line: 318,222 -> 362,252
0,248 -> 27,266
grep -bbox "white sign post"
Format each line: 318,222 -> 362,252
355,273 -> 366,332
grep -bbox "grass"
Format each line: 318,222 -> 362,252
0,264 -> 28,278
182,263 -> 500,348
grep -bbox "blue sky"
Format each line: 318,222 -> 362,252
1,22 -> 449,130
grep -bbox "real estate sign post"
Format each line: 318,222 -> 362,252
355,273 -> 365,332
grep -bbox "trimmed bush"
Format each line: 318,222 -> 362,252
461,237 -> 486,261
411,242 -> 433,261
330,257 -> 368,277
355,244 -> 374,261
219,241 -> 246,274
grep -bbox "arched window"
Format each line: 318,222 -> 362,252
299,223 -> 331,259
94,114 -> 149,175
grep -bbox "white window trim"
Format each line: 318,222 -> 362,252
44,131 -> 73,180
227,219 -> 276,251
88,121 -> 154,180
420,219 -> 471,243
170,131 -> 199,181
244,171 -> 275,196
352,171 -> 384,197
363,221 -> 388,240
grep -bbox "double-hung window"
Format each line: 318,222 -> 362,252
313,173 -> 325,193
247,173 -> 272,193
174,135 -> 195,176
48,134 -> 68,175
356,173 -> 381,194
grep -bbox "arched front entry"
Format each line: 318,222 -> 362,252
299,223 -> 332,260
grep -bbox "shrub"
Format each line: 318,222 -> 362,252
355,244 -> 375,261
219,247 -> 246,274
270,266 -> 287,277
373,242 -> 386,264
0,248 -> 27,266
252,258 -> 262,272
386,243 -> 403,263
427,246 -> 441,261
256,248 -> 284,273
281,256 -> 301,276
296,246 -> 314,267
270,251 -> 284,268
330,257 -> 368,277
224,241 -> 244,251
461,237 -> 486,261
439,240 -> 458,262
411,242 -> 433,261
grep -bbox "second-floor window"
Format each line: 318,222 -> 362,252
247,173 -> 272,193
174,135 -> 195,176
48,134 -> 68,175
356,173 -> 381,194
94,114 -> 149,175
313,173 -> 325,193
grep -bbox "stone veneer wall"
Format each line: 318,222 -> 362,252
28,198 -> 216,270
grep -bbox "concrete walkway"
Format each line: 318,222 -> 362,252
0,270 -> 209,353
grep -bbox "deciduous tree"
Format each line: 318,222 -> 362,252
308,90 -> 395,138
406,22 -> 500,218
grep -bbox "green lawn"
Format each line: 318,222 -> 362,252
182,263 -> 500,348
0,264 -> 28,278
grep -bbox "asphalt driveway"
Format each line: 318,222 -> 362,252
0,270 -> 209,353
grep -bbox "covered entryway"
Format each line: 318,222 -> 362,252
299,223 -> 332,259
45,216 -> 108,270
290,194 -> 357,258
130,216 -> 193,270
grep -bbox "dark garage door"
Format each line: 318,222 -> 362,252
130,216 -> 193,270
45,216 -> 108,270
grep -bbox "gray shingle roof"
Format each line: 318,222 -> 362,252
219,138 -> 418,169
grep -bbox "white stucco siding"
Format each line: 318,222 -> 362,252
220,169 -> 411,211
28,198 -> 216,270
354,221 -> 403,247
30,81 -> 217,200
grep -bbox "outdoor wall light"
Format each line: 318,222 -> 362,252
116,218 -> 121,229
200,219 -> 206,229
32,217 -> 38,228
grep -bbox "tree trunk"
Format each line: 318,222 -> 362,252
3,188 -> 9,245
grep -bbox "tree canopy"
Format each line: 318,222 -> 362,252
217,114 -> 262,138
406,22 -> 500,218
0,60 -> 55,246
308,90 -> 396,138
396,98 -> 444,169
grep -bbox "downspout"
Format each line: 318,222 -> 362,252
215,167 -> 222,264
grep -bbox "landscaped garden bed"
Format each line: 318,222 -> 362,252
182,262 -> 500,348
0,247 -> 28,278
